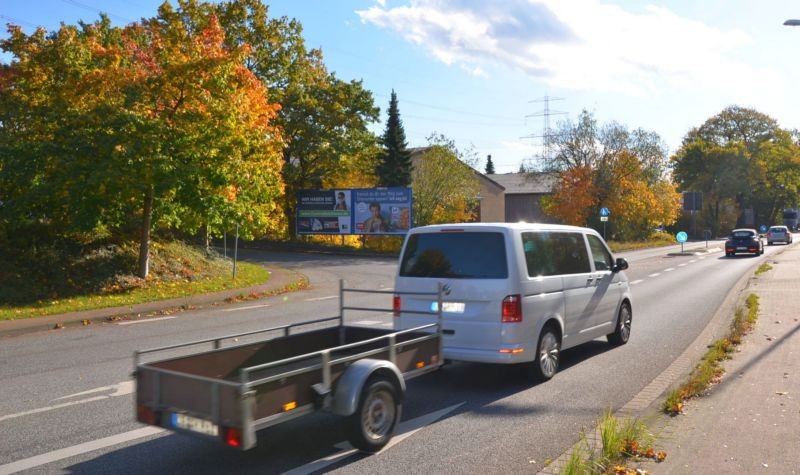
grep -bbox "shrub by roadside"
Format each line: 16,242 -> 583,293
0,241 -> 271,320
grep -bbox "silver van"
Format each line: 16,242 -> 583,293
393,223 -> 632,381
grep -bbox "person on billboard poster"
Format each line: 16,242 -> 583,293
334,191 -> 348,211
362,202 -> 388,232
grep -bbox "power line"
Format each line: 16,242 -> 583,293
375,93 -> 523,122
59,0 -> 135,24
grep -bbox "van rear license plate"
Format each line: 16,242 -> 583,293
172,413 -> 219,436
430,302 -> 465,313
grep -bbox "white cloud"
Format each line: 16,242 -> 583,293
356,0 -> 785,98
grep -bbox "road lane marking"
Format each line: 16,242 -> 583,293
678,263 -> 687,267
353,320 -> 382,326
282,403 -> 465,475
648,273 -> 661,278
630,279 -> 644,285
304,296 -> 337,302
1,382 -> 135,422
0,427 -> 165,475
53,381 -> 134,401
116,317 -> 176,325
689,259 -> 697,263
221,303 -> 271,312
664,268 -> 675,272
380,322 -> 393,327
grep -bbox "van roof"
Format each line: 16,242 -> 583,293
409,222 -> 596,234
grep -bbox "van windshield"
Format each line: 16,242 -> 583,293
399,232 -> 508,278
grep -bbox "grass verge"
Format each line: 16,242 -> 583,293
661,293 -> 760,414
0,241 -> 275,321
755,262 -> 773,276
557,410 -> 666,474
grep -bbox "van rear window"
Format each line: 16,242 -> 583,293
399,232 -> 508,278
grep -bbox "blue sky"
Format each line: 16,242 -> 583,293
3,1 -> 800,173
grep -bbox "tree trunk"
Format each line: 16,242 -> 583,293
138,185 -> 154,279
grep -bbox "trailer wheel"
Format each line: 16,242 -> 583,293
346,377 -> 401,453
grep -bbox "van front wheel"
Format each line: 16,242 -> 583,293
530,326 -> 560,382
607,303 -> 632,346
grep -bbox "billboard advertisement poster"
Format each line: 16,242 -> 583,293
296,189 -> 352,235
353,187 -> 412,235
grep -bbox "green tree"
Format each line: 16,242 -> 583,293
0,7 -> 285,277
412,133 -> 480,226
485,154 -> 495,174
671,106 -> 800,233
377,90 -> 412,187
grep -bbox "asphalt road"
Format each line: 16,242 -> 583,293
0,239 -> 785,474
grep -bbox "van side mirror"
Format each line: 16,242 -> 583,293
612,258 -> 629,272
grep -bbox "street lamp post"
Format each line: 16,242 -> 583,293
784,19 -> 800,26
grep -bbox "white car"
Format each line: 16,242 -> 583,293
393,223 -> 632,381
767,225 -> 792,245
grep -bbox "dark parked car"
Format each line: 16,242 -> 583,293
725,228 -> 764,257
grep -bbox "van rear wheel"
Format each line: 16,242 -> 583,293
529,325 -> 560,382
607,303 -> 632,346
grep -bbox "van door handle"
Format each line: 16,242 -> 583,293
586,276 -> 595,284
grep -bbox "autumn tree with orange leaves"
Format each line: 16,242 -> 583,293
0,7 -> 284,277
541,110 -> 680,240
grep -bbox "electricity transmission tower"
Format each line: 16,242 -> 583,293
521,95 -> 566,171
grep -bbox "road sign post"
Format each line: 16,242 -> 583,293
599,208 -> 610,240
676,231 -> 688,253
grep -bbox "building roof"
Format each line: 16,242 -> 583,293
486,172 -> 557,194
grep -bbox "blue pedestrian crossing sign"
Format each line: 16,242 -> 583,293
759,224 -> 767,233
599,207 -> 610,217
676,231 -> 688,243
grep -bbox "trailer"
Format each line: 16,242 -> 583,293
134,281 -> 444,453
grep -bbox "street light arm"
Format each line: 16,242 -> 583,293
784,19 -> 800,26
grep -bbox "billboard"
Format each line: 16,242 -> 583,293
296,189 -> 352,235
296,187 -> 412,236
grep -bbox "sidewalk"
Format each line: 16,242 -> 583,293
637,245 -> 800,473
0,265 -> 307,338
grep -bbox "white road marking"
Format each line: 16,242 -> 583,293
381,287 -> 394,291
678,263 -> 687,267
380,322 -> 393,327
664,268 -> 675,272
630,279 -> 644,285
1,382 -> 134,422
54,381 -> 134,401
648,273 -> 661,278
304,296 -> 337,302
282,403 -> 465,475
689,259 -> 697,263
353,320 -> 382,326
0,427 -> 165,475
221,303 -> 271,312
116,316 -> 176,325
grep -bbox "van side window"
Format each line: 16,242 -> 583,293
587,234 -> 613,271
522,232 -> 591,277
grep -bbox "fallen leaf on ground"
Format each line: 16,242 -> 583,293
765,336 -> 775,341
53,323 -> 64,330
776,391 -> 789,396
81,319 -> 91,326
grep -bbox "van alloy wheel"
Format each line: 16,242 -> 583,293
607,304 -> 632,345
533,328 -> 560,381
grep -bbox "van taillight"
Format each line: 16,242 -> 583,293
501,295 -> 522,323
393,295 -> 401,317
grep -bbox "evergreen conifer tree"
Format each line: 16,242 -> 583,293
376,90 -> 412,186
485,154 -> 495,174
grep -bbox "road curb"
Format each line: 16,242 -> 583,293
0,265 -> 308,339
537,245 -> 775,474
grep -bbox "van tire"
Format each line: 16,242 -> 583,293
607,303 -> 632,346
529,325 -> 560,382
345,377 -> 401,453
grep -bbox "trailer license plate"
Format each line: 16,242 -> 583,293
171,413 -> 219,436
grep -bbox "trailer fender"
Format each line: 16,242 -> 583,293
332,359 -> 406,416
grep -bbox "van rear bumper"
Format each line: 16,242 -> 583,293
444,344 -> 535,364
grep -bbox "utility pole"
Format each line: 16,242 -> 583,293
521,95 -> 567,170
